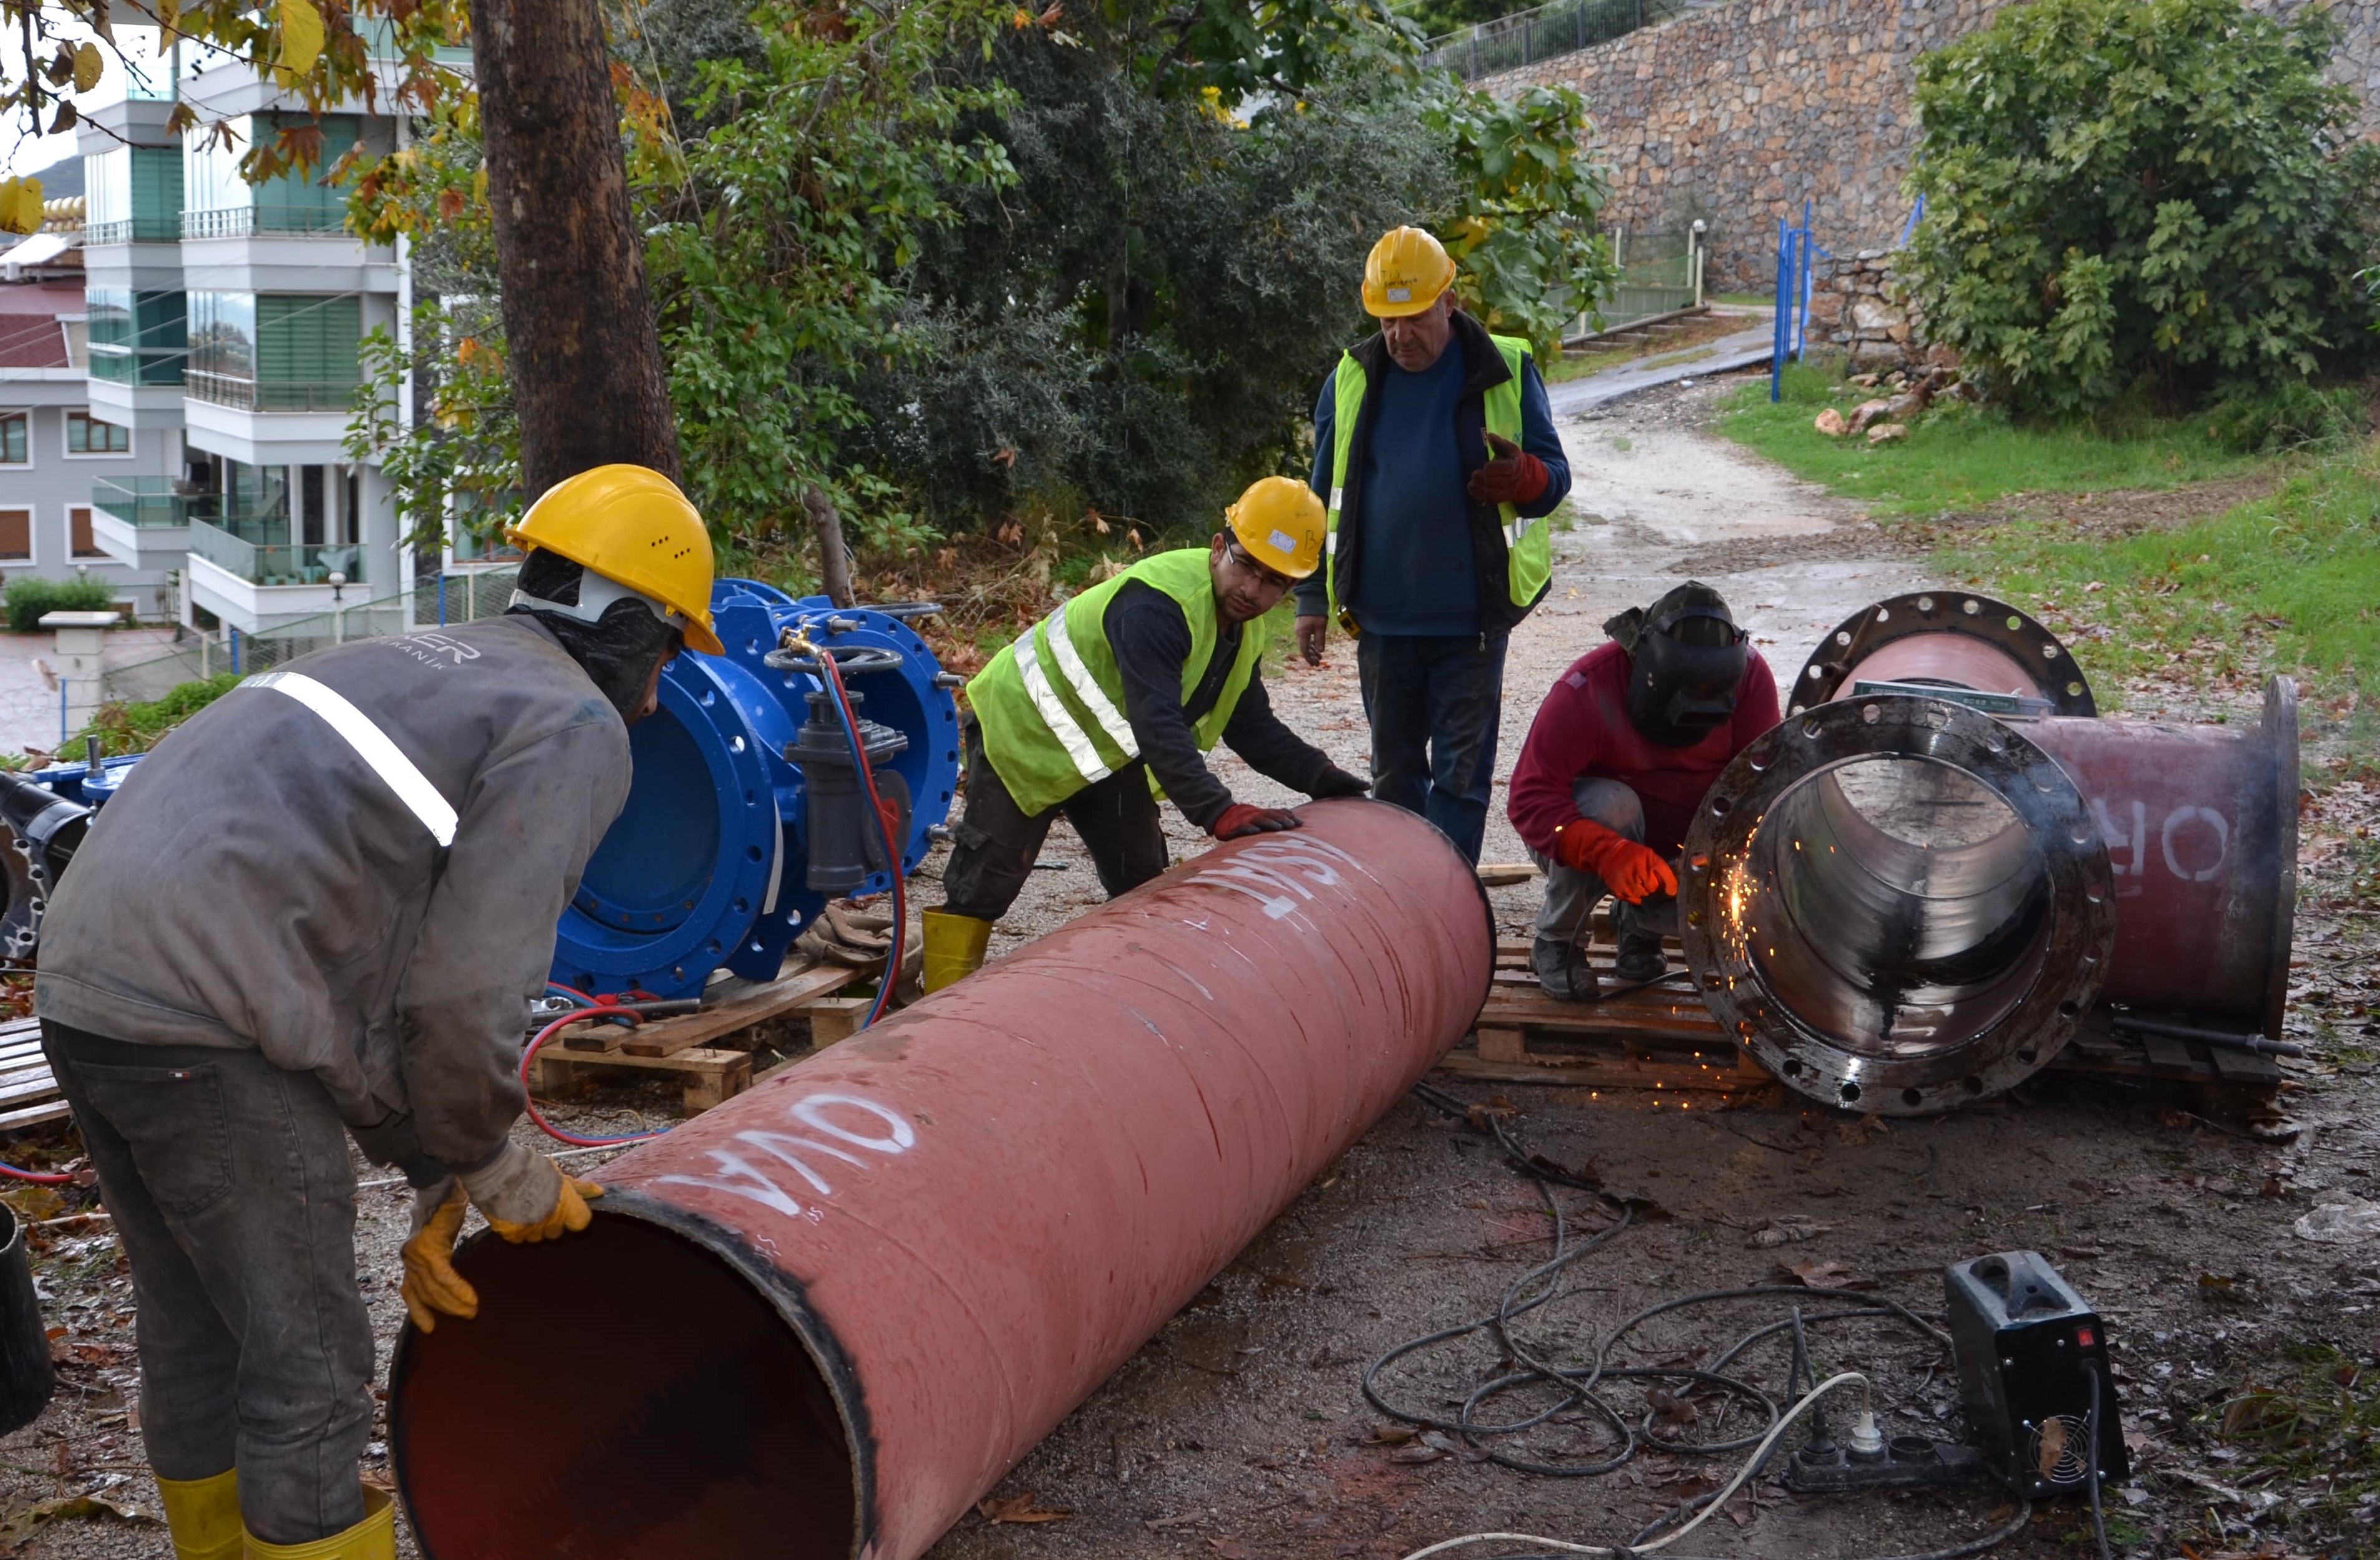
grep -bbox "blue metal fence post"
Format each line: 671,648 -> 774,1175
1770,218 -> 1792,402
1797,198 -> 1815,363
437,572 -> 448,626
231,626 -> 241,675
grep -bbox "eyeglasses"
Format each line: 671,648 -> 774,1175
1225,543 -> 1294,592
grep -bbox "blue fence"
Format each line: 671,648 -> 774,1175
1770,196 -> 1925,400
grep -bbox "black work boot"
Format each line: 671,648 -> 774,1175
1532,936 -> 1598,1002
1612,896 -> 1674,984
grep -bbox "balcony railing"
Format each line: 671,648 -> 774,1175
89,346 -> 187,387
185,371 -> 360,413
188,518 -> 364,587
92,478 -> 218,529
180,205 -> 351,240
1421,0 -> 1689,78
84,216 -> 183,246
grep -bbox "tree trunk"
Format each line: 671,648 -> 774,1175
804,486 -> 854,608
474,0 -> 679,496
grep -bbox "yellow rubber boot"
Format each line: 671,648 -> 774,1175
921,909 -> 993,994
243,1487 -> 396,1560
157,1468 -> 243,1560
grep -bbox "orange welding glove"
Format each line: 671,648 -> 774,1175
1467,432 -> 1550,506
1553,818 -> 1678,904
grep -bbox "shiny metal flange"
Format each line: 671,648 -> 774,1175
1680,694 -> 2118,1116
1790,590 -> 2098,717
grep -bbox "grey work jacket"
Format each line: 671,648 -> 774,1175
34,616 -> 630,1170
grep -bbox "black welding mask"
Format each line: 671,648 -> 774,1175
1610,581 -> 1747,748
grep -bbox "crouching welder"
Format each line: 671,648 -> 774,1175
1506,582 -> 1779,1000
922,477 -> 1371,991
31,465 -> 718,1559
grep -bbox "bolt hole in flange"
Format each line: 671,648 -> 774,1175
1790,590 -> 2099,718
1680,695 -> 2116,1116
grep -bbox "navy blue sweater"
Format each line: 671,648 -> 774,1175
1298,320 -> 1570,636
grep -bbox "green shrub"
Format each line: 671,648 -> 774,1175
1901,0 -> 2380,415
4,576 -> 120,634
83,671 -> 242,757
2203,384 -> 2367,454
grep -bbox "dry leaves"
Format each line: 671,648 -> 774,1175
1745,1217 -> 1829,1248
976,1491 -> 1071,1524
1778,1257 -> 1877,1290
0,1493 -> 151,1552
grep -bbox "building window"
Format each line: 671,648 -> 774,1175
66,412 -> 130,456
70,507 -> 107,560
0,511 -> 29,562
0,414 -> 25,465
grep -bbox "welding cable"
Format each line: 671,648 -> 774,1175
1396,1493 -> 2030,1560
809,640 -> 906,1031
518,1007 -> 669,1148
2083,1365 -> 2111,1560
0,1158 -> 70,1186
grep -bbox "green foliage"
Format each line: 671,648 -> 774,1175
1900,0 -> 2380,415
1719,363 -> 2261,515
84,673 -> 245,758
2203,383 -> 2366,455
4,576 -> 118,635
1941,437 -> 2380,700
1427,82 -> 1616,354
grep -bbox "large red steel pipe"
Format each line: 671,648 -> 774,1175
389,798 -> 1493,1560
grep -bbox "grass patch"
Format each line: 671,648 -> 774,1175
1940,439 -> 2380,699
2197,1343 -> 2380,1543
1718,362 -> 2265,516
84,671 -> 243,757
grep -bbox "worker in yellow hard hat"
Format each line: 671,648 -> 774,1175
924,476 -> 1371,991
1294,225 -> 1571,866
31,463 -> 714,1560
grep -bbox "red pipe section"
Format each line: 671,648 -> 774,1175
2019,677 -> 2298,1034
389,798 -> 1493,1560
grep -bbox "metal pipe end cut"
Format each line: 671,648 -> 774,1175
1680,694 -> 2118,1115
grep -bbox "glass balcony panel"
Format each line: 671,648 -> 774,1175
92,478 -> 220,528
185,372 -> 359,412
188,517 -> 364,586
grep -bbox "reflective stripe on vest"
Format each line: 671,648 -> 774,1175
244,671 -> 459,846
1009,626 -> 1114,787
1036,604 -> 1137,760
1324,332 -> 1540,619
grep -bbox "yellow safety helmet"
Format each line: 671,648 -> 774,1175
506,464 -> 724,656
1225,476 -> 1326,581
1362,226 -> 1457,319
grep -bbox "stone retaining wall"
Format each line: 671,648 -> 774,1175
1484,0 -> 2380,298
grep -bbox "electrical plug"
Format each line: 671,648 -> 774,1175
1846,1406 -> 1886,1461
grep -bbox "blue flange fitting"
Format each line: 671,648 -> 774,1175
551,579 -> 960,1000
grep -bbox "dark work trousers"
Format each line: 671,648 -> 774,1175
941,719 -> 1171,921
1357,631 -> 1508,865
40,1021 -> 372,1546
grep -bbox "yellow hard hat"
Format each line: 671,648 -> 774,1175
1225,476 -> 1326,580
506,464 -> 724,656
1362,226 -> 1456,318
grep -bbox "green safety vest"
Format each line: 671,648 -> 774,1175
1323,332 -> 1550,622
967,548 -> 1266,817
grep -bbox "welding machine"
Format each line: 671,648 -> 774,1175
1945,1251 -> 2128,1498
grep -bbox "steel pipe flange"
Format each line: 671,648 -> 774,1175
1680,694 -> 2119,1115
1790,591 -> 2097,717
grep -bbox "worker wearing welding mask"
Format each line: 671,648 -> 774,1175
1506,582 -> 1780,1000
31,465 -> 716,1560
923,477 -> 1372,991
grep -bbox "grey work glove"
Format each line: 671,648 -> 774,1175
458,1141 -> 604,1245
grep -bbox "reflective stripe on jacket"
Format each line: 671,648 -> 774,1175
966,548 -> 1263,817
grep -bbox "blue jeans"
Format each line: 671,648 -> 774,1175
1356,631 -> 1507,865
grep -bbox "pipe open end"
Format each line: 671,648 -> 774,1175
1683,695 -> 2115,1115
392,1211 -> 859,1560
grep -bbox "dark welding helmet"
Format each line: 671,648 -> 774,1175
1608,581 -> 1748,747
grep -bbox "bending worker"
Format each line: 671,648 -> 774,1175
923,477 -> 1370,990
1506,583 -> 1779,1000
32,466 -> 715,1560
1293,225 -> 1571,865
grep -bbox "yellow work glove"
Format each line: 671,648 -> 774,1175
459,1141 -> 605,1244
399,1181 -> 478,1333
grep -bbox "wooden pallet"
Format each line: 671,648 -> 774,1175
1438,941 -> 2285,1108
0,1017 -> 68,1132
530,933 -> 921,1113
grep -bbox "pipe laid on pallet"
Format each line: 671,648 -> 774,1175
389,798 -> 1494,1560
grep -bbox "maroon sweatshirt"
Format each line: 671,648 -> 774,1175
1506,640 -> 1782,859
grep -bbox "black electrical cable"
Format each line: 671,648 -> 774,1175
1383,1084 -> 2033,1560
2084,1364 -> 2111,1560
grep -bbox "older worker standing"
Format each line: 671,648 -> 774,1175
1292,225 -> 1572,865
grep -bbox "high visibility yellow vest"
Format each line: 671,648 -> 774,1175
966,548 -> 1265,817
1322,333 -> 1551,621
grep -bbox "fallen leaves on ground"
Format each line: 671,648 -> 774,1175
1746,1217 -> 1829,1248
1778,1257 -> 1877,1290
0,1493 -> 152,1551
976,1491 -> 1071,1524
